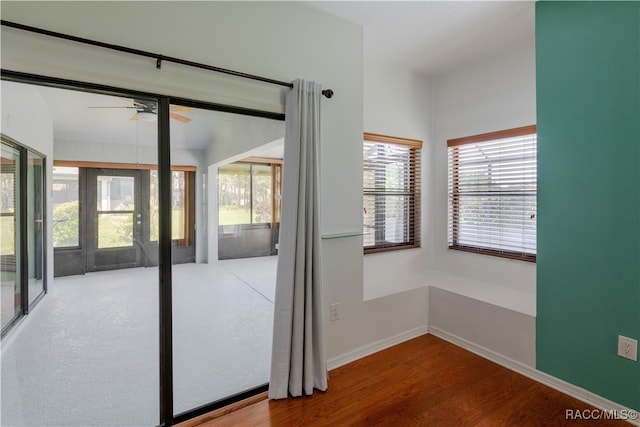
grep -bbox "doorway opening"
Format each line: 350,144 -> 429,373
52,164 -> 196,276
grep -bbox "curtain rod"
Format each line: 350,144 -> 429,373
1,20 -> 334,99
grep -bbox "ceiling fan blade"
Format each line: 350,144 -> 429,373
170,112 -> 191,123
170,105 -> 193,113
130,113 -> 140,121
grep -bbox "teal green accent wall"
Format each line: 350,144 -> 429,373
536,1 -> 640,409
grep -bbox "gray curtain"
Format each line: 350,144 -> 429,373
269,79 -> 327,399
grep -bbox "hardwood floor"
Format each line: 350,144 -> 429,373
195,335 -> 628,426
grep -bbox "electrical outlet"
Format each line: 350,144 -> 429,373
330,303 -> 340,321
617,335 -> 638,361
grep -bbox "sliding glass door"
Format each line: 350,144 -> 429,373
1,143 -> 21,331
2,76 -> 283,426
171,105 -> 283,420
0,139 -> 45,335
1,81 -> 160,426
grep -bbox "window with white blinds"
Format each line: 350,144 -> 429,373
447,125 -> 536,262
363,133 -> 422,253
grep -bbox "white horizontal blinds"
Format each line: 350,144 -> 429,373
363,134 -> 421,252
448,126 -> 537,260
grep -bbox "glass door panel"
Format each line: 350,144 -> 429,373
27,151 -> 45,305
0,143 -> 20,331
172,105 -> 282,416
0,81 -> 159,427
2,79 -> 289,425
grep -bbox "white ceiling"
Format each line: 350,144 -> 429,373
306,1 -> 536,75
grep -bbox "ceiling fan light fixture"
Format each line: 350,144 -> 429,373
137,111 -> 157,122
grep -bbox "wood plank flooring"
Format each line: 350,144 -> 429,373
196,334 -> 629,426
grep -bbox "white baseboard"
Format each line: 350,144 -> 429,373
327,325 -> 428,371
429,326 -> 639,426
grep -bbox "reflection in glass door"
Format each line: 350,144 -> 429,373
0,143 -> 21,332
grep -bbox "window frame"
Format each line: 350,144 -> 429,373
447,125 -> 537,262
217,158 -> 282,228
363,132 -> 422,254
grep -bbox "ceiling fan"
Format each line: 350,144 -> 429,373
89,99 -> 193,123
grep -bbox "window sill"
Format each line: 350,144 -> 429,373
364,244 -> 420,255
448,245 -> 536,263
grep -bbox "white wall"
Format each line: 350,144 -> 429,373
1,83 -> 53,163
430,40 -> 537,295
430,287 -> 535,366
204,118 -> 284,166
1,1 -> 429,364
1,82 -> 55,293
53,139 -> 155,171
362,59 -> 432,302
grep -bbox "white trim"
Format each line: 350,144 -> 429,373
429,326 -> 639,426
327,325 -> 428,371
